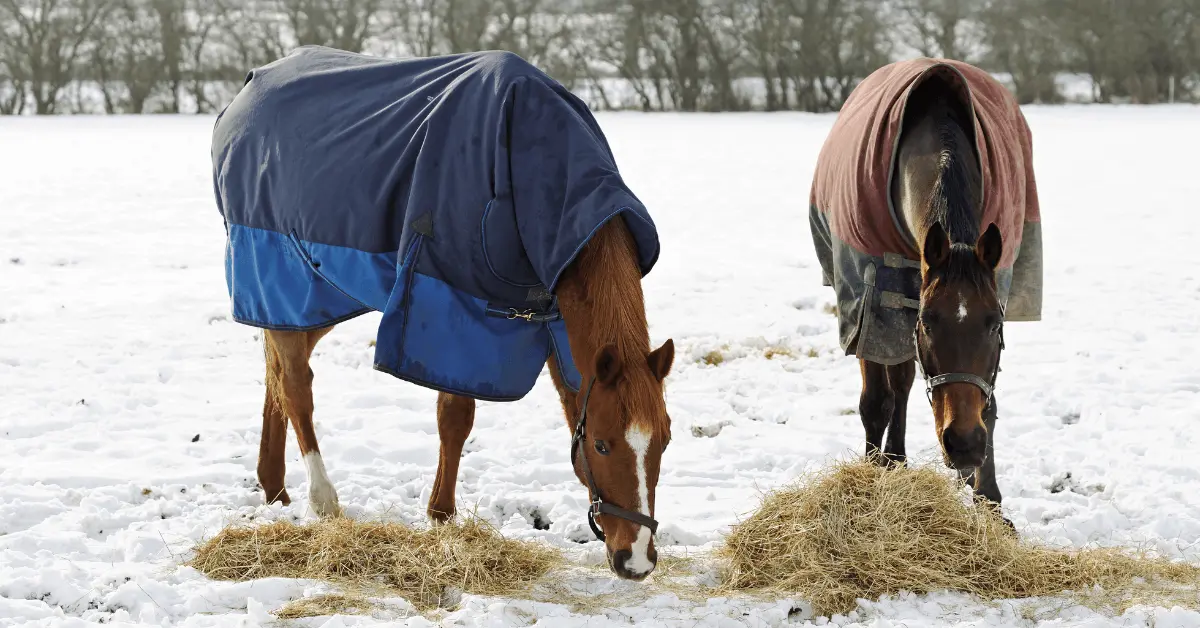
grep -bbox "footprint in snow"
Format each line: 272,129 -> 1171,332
691,421 -> 732,438
1048,472 -> 1104,496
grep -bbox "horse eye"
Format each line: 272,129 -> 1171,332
594,440 -> 610,456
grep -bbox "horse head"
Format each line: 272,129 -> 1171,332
916,222 -> 1004,470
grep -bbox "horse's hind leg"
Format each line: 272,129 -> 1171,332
263,327 -> 341,517
858,360 -> 893,464
259,347 -> 290,505
882,360 -> 915,464
428,392 -> 476,523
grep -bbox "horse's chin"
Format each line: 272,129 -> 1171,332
942,451 -> 984,471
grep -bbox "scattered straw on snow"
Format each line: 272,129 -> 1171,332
719,459 -> 1200,615
190,516 -> 562,609
274,593 -> 374,619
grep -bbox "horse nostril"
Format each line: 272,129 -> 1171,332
610,549 -> 631,574
942,426 -> 986,466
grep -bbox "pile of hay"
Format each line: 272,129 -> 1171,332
720,460 -> 1200,615
191,516 -> 561,609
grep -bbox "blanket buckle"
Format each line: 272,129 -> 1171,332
507,308 -> 536,322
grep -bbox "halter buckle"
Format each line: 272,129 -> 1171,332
587,499 -> 607,541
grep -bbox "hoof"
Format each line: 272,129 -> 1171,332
308,486 -> 341,518
427,507 -> 455,525
310,502 -> 342,518
981,501 -> 1015,534
264,487 -> 291,506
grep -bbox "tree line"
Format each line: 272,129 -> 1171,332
1,0 -> 1197,115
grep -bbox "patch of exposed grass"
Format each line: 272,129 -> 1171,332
763,345 -> 794,360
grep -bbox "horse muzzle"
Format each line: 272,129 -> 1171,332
607,546 -> 657,580
941,425 -> 987,470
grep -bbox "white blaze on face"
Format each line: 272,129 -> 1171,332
624,424 -> 655,576
303,451 -> 341,518
956,292 -> 968,323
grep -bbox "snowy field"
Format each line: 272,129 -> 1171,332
3,107 -> 1200,627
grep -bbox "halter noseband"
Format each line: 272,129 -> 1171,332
914,311 -> 1005,408
570,377 -> 660,541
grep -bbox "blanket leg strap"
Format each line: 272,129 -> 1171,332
880,291 -> 920,310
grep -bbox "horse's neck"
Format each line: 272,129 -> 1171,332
554,218 -> 651,377
894,107 -> 982,248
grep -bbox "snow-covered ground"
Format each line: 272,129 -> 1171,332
2,107 -> 1200,627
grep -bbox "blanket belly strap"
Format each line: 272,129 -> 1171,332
485,306 -> 563,324
880,291 -> 920,310
883,253 -> 922,269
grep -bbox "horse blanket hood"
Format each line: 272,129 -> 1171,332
809,58 -> 1043,365
212,46 -> 659,401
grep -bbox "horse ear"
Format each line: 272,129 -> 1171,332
976,222 -> 1002,270
594,344 -> 622,385
647,339 -> 674,382
922,222 -> 950,269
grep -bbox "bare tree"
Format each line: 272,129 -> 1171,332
0,0 -> 112,114
180,0 -> 221,112
377,0 -> 443,57
207,0 -> 291,102
91,0 -> 164,113
147,0 -> 186,111
0,12 -> 29,113
893,0 -> 979,60
738,0 -> 789,110
978,0 -> 1062,103
779,0 -> 892,112
276,0 -> 382,52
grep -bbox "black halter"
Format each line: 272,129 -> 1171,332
914,315 -> 1005,408
570,377 -> 660,541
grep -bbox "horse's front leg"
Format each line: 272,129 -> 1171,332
970,396 -> 1002,504
858,360 -> 893,464
882,360 -> 915,465
428,392 -> 476,523
959,396 -> 1010,527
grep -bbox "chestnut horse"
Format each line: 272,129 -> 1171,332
257,217 -> 674,580
215,48 -> 676,580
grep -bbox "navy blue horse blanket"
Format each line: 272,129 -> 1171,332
211,47 -> 659,401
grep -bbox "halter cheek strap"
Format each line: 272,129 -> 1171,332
570,377 -> 660,541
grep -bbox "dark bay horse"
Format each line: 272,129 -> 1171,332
810,59 -> 1043,516
886,80 -> 1005,500
213,48 -> 675,580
